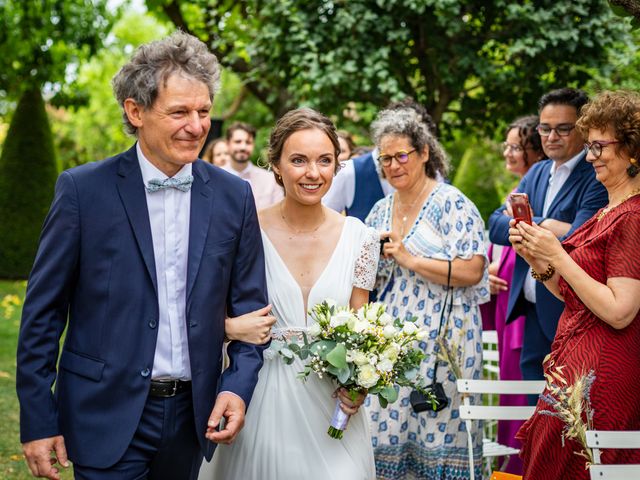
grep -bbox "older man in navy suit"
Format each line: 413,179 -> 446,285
489,88 -> 607,401
16,32 -> 269,479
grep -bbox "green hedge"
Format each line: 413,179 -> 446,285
452,140 -> 503,224
0,88 -> 58,279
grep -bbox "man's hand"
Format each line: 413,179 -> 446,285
205,392 -> 246,445
22,436 -> 69,480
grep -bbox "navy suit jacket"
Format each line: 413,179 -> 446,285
16,146 -> 268,467
489,152 -> 607,341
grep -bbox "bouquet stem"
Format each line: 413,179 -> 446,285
328,398 -> 350,439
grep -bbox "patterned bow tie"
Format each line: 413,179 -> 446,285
146,175 -> 194,193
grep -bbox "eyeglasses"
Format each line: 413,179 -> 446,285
536,124 -> 576,137
502,142 -> 525,154
584,140 -> 620,159
378,149 -> 416,167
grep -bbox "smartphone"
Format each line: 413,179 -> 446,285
509,193 -> 532,225
380,237 -> 391,254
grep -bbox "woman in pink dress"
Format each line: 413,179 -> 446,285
480,115 -> 544,473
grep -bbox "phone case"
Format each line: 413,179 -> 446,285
509,193 -> 532,225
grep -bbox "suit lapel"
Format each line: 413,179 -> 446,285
116,146 -> 158,294
531,162 -> 552,215
186,160 -> 213,302
546,152 -> 588,216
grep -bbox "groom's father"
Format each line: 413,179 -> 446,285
16,31 -> 268,480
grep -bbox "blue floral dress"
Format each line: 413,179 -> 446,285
365,182 -> 489,480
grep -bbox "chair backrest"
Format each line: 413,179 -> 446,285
586,431 -> 640,450
481,330 -> 500,377
456,379 -> 544,421
586,430 -> 640,479
589,465 -> 640,480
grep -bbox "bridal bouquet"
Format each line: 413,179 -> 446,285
276,299 -> 433,439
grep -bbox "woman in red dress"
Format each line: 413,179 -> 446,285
508,90 -> 640,479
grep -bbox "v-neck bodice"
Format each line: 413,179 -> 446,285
260,216 -> 375,329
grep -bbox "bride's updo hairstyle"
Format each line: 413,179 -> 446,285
267,107 -> 342,188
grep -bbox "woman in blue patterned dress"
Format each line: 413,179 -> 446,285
364,107 -> 489,480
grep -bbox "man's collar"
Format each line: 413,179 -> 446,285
224,161 -> 253,177
551,148 -> 585,175
136,142 -> 192,183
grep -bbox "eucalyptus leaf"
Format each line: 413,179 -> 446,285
380,386 -> 398,404
326,343 -> 347,369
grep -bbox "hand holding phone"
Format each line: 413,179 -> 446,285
509,193 -> 532,225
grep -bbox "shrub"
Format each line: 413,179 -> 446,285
0,88 -> 58,278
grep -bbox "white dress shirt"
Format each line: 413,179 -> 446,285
223,162 -> 283,210
524,150 -> 584,303
323,149 -> 395,212
137,143 -> 192,380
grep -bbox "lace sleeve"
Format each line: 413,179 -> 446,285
353,227 -> 380,291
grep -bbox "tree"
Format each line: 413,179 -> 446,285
0,0 -> 114,278
452,140 -> 503,222
0,88 -> 58,278
148,0 -> 630,137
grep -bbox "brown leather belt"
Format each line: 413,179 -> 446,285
149,379 -> 191,398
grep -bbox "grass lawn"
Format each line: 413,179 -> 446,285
0,280 -> 73,479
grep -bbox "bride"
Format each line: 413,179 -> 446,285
199,108 -> 379,480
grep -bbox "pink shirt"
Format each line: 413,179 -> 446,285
223,162 -> 284,211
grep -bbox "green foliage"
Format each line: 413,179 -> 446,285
0,0 -> 114,104
151,0 -> 631,138
50,11 -> 169,169
0,89 -> 58,279
452,139 -> 504,223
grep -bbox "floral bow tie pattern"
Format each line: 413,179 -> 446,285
146,175 -> 194,193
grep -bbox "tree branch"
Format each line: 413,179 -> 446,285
609,0 -> 640,20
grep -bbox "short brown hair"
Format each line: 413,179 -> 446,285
577,90 -> 640,176
267,108 -> 341,187
226,121 -> 256,141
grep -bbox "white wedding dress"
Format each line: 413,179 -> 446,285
199,216 -> 378,480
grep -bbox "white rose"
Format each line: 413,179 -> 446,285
377,358 -> 394,373
382,344 -> 400,362
416,328 -> 429,341
356,306 -> 366,321
357,364 -> 380,389
308,322 -> 322,337
379,312 -> 393,325
383,324 -> 398,339
403,322 -> 418,335
353,320 -> 369,333
330,310 -> 351,328
352,351 -> 369,365
366,308 -> 378,321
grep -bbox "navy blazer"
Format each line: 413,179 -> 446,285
16,146 -> 268,467
489,152 -> 607,340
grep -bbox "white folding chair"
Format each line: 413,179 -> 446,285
586,430 -> 640,479
456,379 -> 545,480
482,330 -> 500,379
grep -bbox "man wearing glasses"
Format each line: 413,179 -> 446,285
489,88 -> 607,400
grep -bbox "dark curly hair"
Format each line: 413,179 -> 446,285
507,115 -> 544,167
576,90 -> 640,178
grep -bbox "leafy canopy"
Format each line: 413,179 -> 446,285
148,0 -> 630,136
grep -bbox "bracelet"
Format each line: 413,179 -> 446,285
531,264 -> 555,282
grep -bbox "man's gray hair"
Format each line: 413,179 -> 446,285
371,108 -> 450,179
112,30 -> 221,135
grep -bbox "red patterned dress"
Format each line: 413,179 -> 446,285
517,196 -> 640,479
